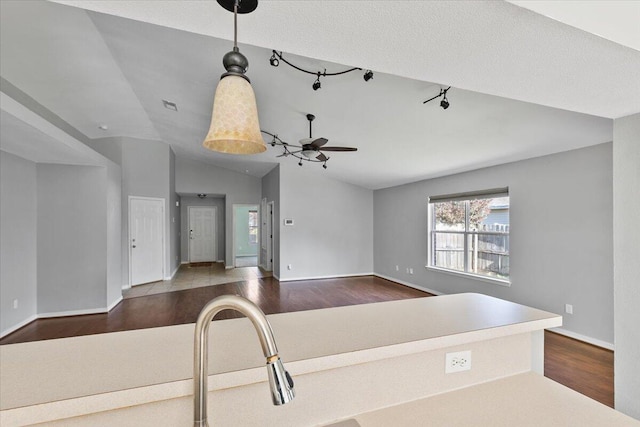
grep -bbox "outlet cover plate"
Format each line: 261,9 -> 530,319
445,350 -> 471,373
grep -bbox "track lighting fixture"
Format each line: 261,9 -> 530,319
269,52 -> 279,67
440,96 -> 449,110
269,50 -> 373,91
312,74 -> 321,91
298,160 -> 303,166
323,163 -> 327,169
423,86 -> 452,110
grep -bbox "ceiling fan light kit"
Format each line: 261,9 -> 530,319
261,114 -> 357,169
269,50 -> 374,91
202,0 -> 266,155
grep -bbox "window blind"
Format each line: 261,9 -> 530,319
428,187 -> 509,203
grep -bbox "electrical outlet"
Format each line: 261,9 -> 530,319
445,350 -> 471,373
409,268 -> 414,275
13,299 -> 18,309
565,304 -> 573,315
395,265 -> 399,271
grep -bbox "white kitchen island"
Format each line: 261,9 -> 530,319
1,293 -> 636,426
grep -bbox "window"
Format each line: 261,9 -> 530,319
248,210 -> 258,244
428,188 -> 509,283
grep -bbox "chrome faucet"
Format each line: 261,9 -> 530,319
193,295 -> 295,427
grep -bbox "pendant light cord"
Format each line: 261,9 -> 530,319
233,0 -> 239,50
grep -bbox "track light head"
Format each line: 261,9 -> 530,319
440,97 -> 449,110
269,53 -> 279,67
298,160 -> 303,166
312,75 -> 321,91
363,70 -> 374,82
323,163 -> 327,169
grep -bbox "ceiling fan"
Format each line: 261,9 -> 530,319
261,114 -> 357,168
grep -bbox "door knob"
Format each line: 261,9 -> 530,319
132,245 -> 136,248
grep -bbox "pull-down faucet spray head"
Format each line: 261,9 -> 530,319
193,295 -> 295,427
267,356 -> 295,405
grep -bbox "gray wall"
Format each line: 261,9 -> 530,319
279,163 -> 374,280
37,164 -> 107,314
121,137 -> 170,283
0,151 -> 38,335
85,136 -> 122,166
180,196 -> 225,263
105,162 -> 122,306
613,113 -> 640,419
83,136 -> 179,283
261,165 -> 280,277
175,157 -> 261,267
169,149 -> 180,275
374,143 -> 613,345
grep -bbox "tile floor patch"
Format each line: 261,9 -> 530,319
123,263 -> 272,299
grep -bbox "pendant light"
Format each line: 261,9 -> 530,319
203,0 -> 266,154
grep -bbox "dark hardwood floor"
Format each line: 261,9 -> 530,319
544,330 -> 614,408
0,275 -> 615,408
0,276 -> 428,344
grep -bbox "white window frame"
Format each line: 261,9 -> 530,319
426,188 -> 510,287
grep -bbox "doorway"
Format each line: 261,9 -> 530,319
188,206 -> 216,263
129,197 -> 164,286
233,204 -> 259,267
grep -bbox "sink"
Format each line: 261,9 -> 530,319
324,420 -> 361,427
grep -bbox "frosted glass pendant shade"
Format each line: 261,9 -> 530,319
203,75 -> 266,154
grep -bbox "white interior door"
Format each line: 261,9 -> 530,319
189,207 -> 216,263
130,197 -> 164,286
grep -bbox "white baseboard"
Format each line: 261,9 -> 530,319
217,260 -> 224,263
278,272 -> 375,282
164,265 -> 180,281
0,314 -> 38,339
273,273 -> 280,280
225,265 -> 233,270
549,327 -> 614,351
38,307 -> 108,318
107,296 -> 123,311
373,273 -> 444,296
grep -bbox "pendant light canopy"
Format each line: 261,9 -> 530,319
203,0 -> 265,155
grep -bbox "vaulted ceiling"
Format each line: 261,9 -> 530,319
1,1 -> 638,189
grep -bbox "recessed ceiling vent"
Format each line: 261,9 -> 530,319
162,100 -> 178,111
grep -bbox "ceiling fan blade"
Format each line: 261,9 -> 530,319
310,137 -> 328,148
316,153 -> 328,162
318,146 -> 358,152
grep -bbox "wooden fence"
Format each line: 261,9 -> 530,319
432,224 -> 509,278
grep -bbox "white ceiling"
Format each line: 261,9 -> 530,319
508,1 -> 640,51
1,1 -> 636,189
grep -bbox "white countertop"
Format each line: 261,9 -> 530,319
348,372 -> 640,426
0,293 -> 562,426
